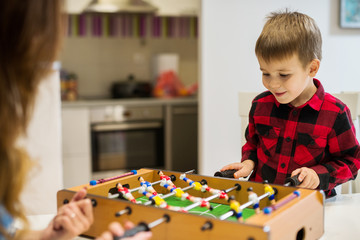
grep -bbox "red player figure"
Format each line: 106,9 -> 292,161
201,184 -> 229,201
116,183 -> 138,204
247,187 -> 260,214
158,170 -> 176,187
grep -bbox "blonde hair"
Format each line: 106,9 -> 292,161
255,10 -> 322,68
0,0 -> 64,238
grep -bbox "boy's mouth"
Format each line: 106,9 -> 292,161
274,92 -> 286,97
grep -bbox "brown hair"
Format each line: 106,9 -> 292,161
0,0 -> 64,238
255,10 -> 322,68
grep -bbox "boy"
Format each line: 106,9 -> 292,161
221,10 -> 360,197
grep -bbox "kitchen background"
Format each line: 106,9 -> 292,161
60,3 -> 198,99
21,0 -> 360,216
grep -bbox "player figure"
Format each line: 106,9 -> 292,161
138,186 -> 166,208
228,195 -> 243,222
201,184 -> 229,201
180,173 -> 203,191
138,176 -> 157,194
263,180 -> 276,205
116,183 -> 138,204
158,170 -> 176,187
247,187 -> 260,214
138,186 -> 185,212
160,179 -> 213,210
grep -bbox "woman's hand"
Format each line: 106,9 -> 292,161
220,160 -> 255,178
96,221 -> 152,240
41,188 -> 94,240
291,167 -> 320,189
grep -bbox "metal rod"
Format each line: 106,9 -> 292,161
110,170 -> 196,200
90,170 -> 137,186
219,192 -> 270,220
148,215 -> 169,229
143,185 -> 193,206
130,179 -> 162,193
115,207 -> 132,217
183,185 -> 238,212
114,214 -> 170,240
219,211 -> 234,221
129,169 -> 195,193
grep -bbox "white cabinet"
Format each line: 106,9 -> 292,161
61,108 -> 91,188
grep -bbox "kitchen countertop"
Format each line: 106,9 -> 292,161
25,193 -> 360,239
61,96 -> 198,108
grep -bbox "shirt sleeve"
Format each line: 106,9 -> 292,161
0,205 -> 15,239
311,106 -> 360,195
241,101 -> 259,164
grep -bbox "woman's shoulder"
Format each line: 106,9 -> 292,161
0,204 -> 13,233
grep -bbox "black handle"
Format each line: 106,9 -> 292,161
284,174 -> 301,186
113,222 -> 149,240
214,169 -> 237,178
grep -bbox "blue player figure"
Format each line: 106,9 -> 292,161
138,176 -> 156,195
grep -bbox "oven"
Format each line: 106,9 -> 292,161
90,105 -> 164,174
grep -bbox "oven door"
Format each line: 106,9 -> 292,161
91,121 -> 164,172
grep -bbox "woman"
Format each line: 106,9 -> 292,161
0,1 -> 150,239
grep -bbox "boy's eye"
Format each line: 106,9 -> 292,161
279,74 -> 289,77
262,73 -> 270,76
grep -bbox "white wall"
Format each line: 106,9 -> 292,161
199,0 -> 360,175
20,71 -> 63,215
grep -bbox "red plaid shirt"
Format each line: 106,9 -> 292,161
242,79 -> 360,197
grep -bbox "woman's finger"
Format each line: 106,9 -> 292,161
71,188 -> 87,202
108,222 -> 126,236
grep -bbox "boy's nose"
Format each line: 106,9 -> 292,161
268,78 -> 281,90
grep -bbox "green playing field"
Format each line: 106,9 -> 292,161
136,195 -> 255,221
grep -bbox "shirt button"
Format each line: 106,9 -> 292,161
281,163 -> 286,168
292,110 -> 298,116
286,137 -> 291,142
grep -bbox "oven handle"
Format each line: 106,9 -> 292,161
92,122 -> 162,132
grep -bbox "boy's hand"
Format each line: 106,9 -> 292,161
220,160 -> 255,178
291,167 -> 320,189
42,188 -> 94,240
96,221 -> 152,240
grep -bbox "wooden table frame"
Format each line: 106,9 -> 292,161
57,168 -> 324,240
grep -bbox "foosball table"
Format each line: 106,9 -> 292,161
57,168 -> 324,240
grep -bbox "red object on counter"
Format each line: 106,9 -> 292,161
153,70 -> 198,98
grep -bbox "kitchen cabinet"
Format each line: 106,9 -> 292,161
61,108 -> 91,188
61,98 -> 197,187
165,103 -> 198,172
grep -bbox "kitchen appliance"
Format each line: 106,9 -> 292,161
90,105 -> 164,172
111,75 -> 153,99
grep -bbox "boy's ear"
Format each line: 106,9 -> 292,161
309,59 -> 320,77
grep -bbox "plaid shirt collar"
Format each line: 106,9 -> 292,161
274,78 -> 324,111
